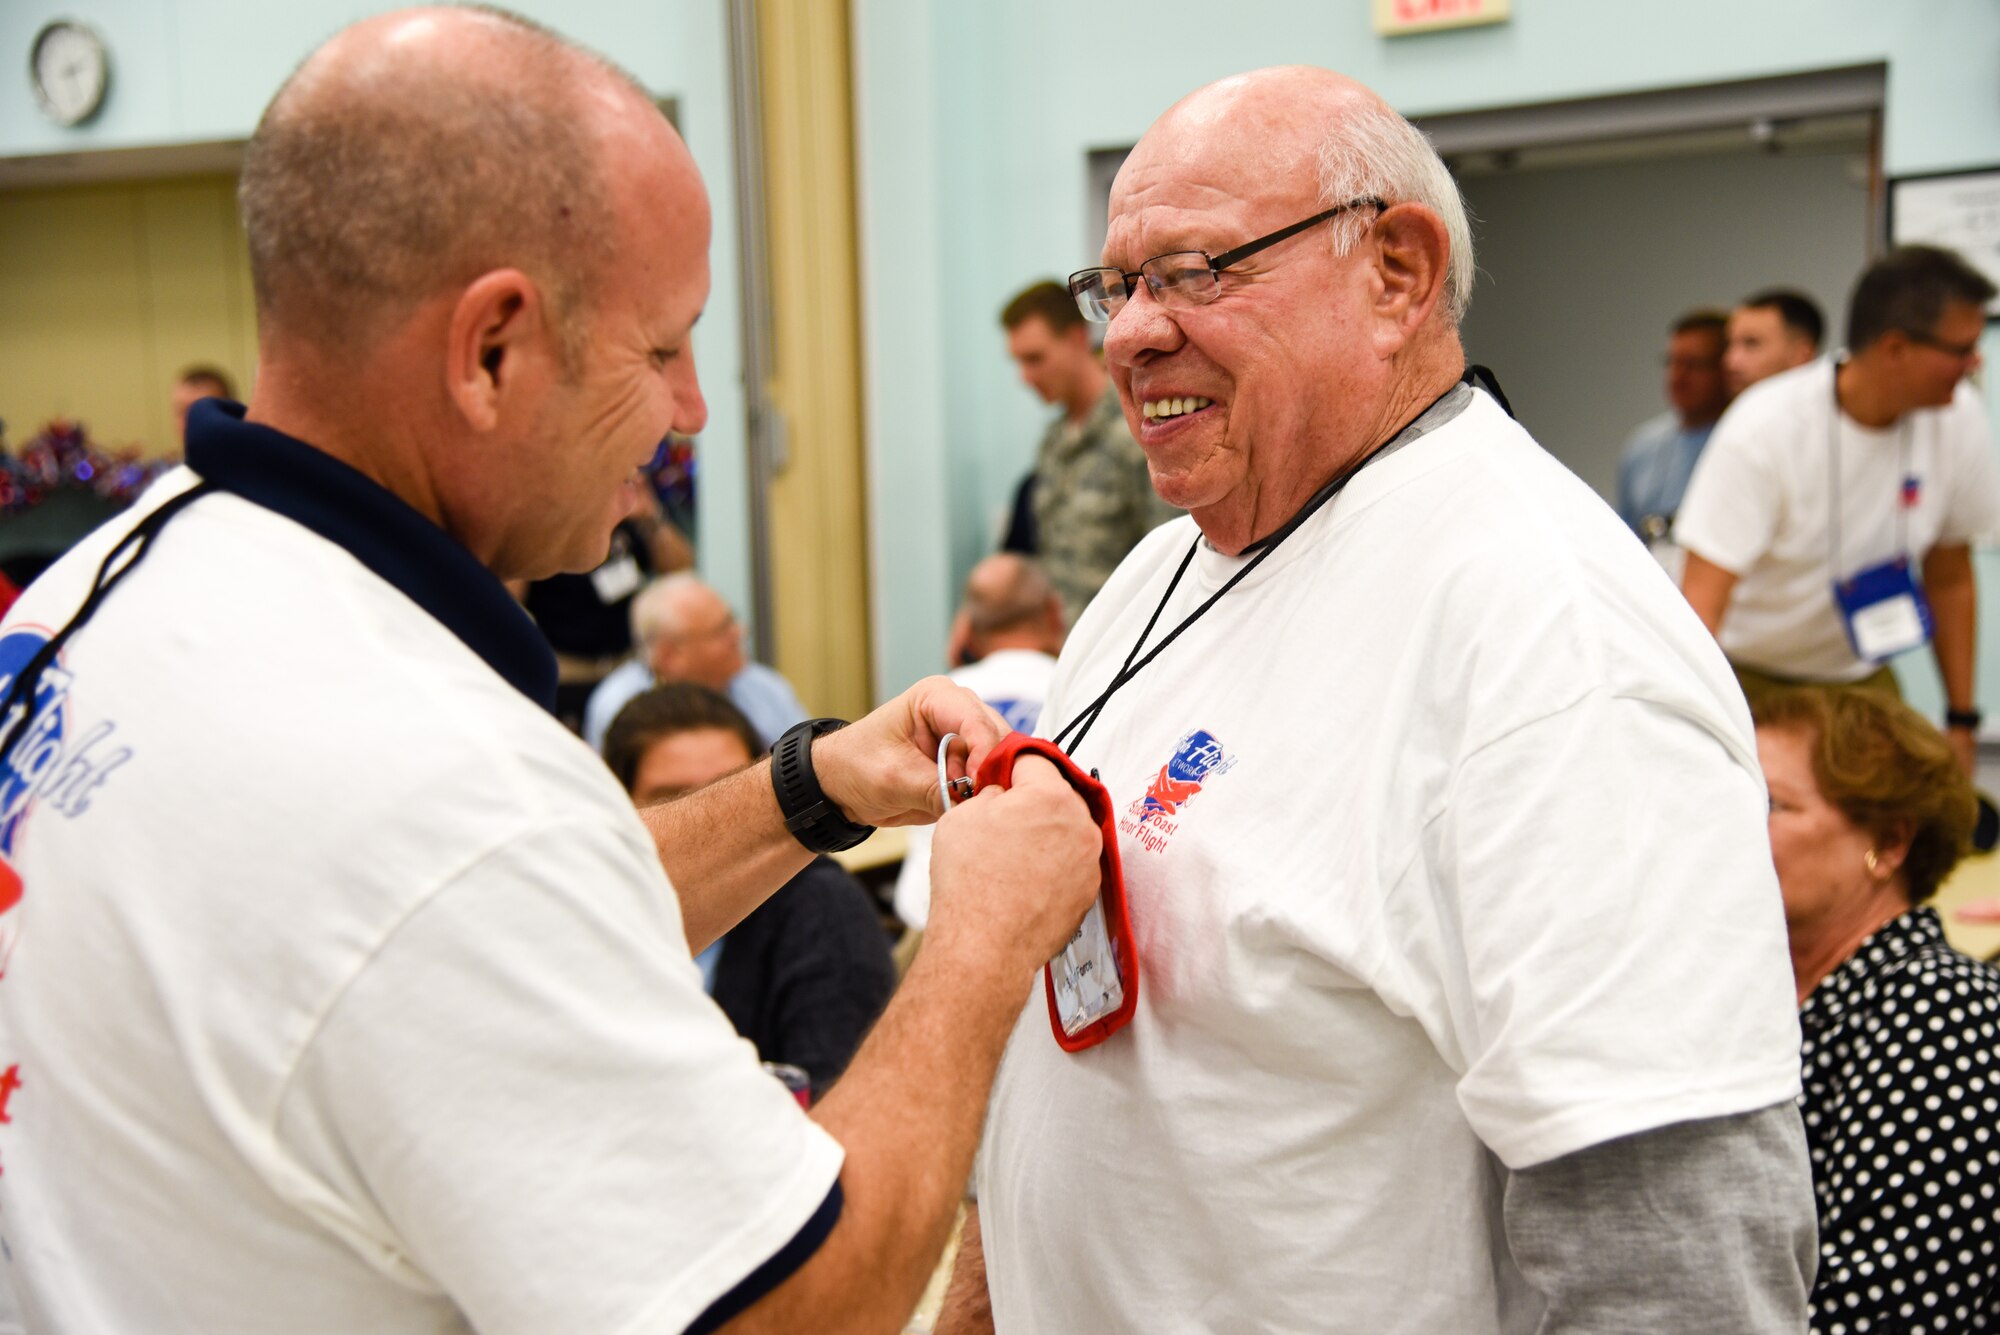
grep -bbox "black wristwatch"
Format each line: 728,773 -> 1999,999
770,718 -> 875,854
1946,707 -> 1983,731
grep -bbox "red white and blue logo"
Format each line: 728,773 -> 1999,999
0,627 -> 133,967
1120,728 -> 1236,855
985,697 -> 1042,736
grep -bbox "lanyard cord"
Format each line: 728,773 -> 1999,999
1051,371 -> 1483,759
1826,361 -> 1911,584
0,481 -> 213,770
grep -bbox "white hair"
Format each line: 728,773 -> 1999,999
628,572 -> 706,650
1316,103 -> 1475,325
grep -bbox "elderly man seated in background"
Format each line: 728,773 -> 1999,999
584,571 -> 807,751
604,683 -> 895,1101
1753,687 -> 2000,1333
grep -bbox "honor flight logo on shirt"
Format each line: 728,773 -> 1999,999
1120,728 -> 1236,855
0,628 -> 133,950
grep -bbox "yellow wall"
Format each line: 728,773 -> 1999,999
0,175 -> 256,459
758,0 -> 873,718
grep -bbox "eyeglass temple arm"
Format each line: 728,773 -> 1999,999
1208,197 -> 1387,272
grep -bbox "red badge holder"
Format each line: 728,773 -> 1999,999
972,732 -> 1138,1051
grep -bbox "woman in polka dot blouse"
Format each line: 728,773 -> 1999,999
1755,687 -> 1999,1334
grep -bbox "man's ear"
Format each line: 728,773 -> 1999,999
445,269 -> 552,431
1368,204 -> 1451,352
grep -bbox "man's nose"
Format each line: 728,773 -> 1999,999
673,353 -> 709,436
1103,285 -> 1184,367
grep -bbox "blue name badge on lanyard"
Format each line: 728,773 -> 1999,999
1833,557 -> 1932,661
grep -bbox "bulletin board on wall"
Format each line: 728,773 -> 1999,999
1888,165 -> 2000,319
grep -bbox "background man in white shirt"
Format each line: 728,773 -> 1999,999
1679,246 -> 2000,773
1724,287 -> 1824,397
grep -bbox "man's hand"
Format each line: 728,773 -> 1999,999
927,754 -> 1105,977
814,677 -> 1011,828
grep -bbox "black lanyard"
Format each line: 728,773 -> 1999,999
1826,359 -> 1912,583
1051,365 -> 1507,759
0,482 -> 214,769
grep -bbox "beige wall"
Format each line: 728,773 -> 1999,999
0,174 -> 256,459
758,0 -> 872,719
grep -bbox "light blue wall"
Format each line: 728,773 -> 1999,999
0,1 -> 756,631
854,0 -> 2000,703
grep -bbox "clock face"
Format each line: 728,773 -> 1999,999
30,22 -> 110,128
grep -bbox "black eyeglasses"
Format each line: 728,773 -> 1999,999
1899,327 -> 1982,361
1068,197 -> 1386,323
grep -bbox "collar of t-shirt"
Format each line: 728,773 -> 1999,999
1191,379 -> 1478,591
183,399 -> 558,711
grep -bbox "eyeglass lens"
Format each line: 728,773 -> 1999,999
1071,253 -> 1219,322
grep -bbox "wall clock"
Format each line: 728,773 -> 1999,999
30,21 -> 110,128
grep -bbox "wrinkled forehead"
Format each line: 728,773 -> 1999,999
1104,116 -> 1318,264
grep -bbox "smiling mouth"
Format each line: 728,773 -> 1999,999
1141,396 -> 1214,422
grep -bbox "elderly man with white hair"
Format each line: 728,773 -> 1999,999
582,572 -> 808,752
941,67 -> 1815,1334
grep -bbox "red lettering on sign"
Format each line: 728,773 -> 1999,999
1394,0 -> 1483,18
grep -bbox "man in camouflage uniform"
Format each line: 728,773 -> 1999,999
1001,280 -> 1177,626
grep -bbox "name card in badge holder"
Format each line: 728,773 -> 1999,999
590,550 -> 643,603
1833,557 -> 1933,661
951,731 -> 1138,1051
1050,900 -> 1125,1038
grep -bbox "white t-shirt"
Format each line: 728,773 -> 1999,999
1675,359 -> 2000,681
976,389 -> 1802,1334
891,649 -> 1056,930
0,445 -> 841,1332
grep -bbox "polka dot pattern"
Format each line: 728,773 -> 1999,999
1798,907 -> 2000,1333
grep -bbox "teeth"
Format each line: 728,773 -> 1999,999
1142,396 -> 1212,420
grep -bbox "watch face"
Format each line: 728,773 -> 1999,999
31,22 -> 110,127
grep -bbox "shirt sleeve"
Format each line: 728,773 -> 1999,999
1804,960 -> 2000,1334
1433,689 -> 1803,1169
273,818 -> 845,1335
1503,1102 -> 1816,1333
1935,386 -> 2000,546
1675,407 -> 1783,576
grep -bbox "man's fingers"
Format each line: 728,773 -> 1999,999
1007,754 -> 1071,792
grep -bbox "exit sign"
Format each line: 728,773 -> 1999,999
1374,0 -> 1511,36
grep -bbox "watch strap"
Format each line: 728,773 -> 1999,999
1947,707 -> 1983,731
771,718 -> 875,854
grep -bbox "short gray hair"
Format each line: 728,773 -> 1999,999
1316,103 -> 1475,325
630,573 -> 705,650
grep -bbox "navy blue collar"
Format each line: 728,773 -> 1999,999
185,399 -> 557,712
